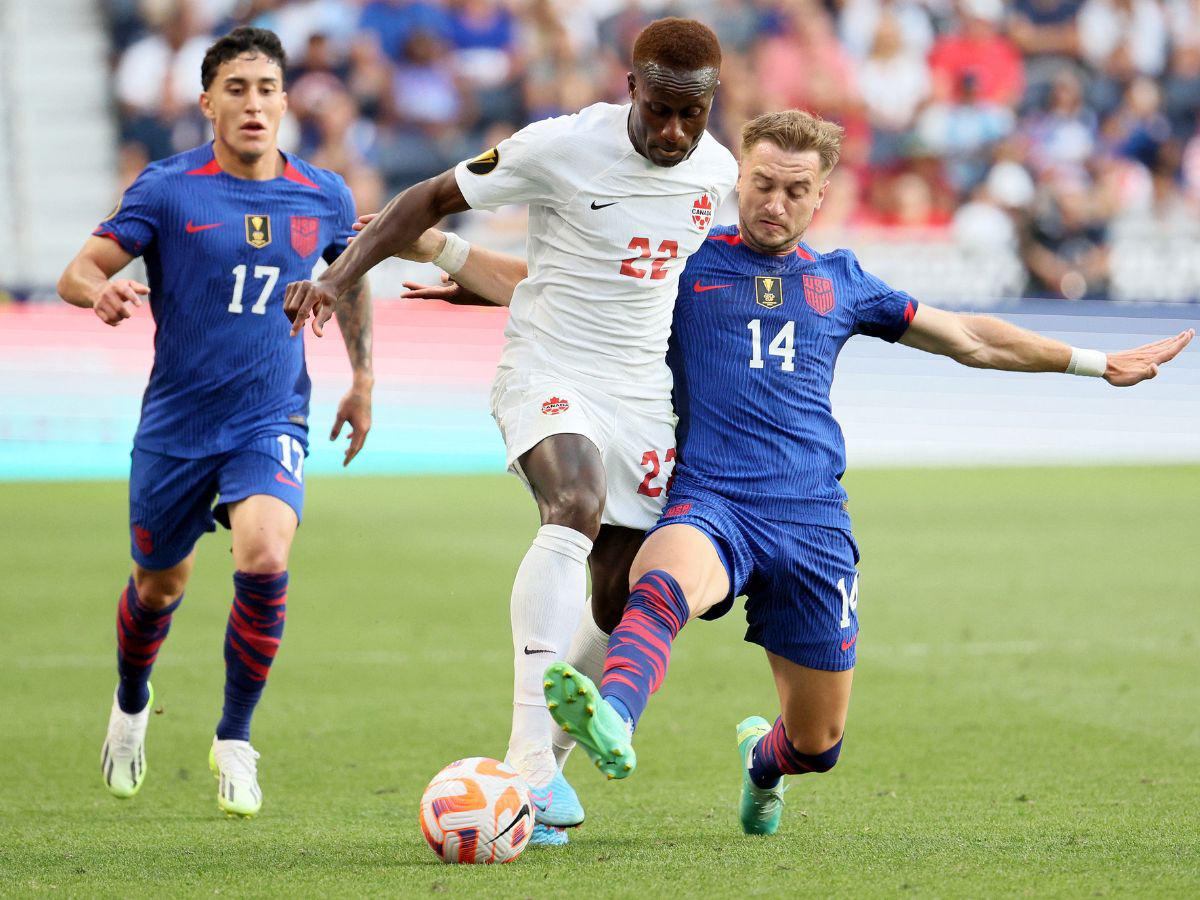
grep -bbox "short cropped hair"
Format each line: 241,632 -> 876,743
741,110 -> 845,174
632,18 -> 722,73
201,27 -> 287,91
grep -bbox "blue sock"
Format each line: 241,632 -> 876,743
216,571 -> 287,742
599,570 -> 690,732
116,578 -> 182,713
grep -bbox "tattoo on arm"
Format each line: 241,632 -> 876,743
334,277 -> 373,377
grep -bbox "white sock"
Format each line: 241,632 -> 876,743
507,523 -> 592,785
551,597 -> 611,769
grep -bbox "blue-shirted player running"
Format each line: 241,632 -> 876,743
57,27 -> 373,817
390,109 -> 1191,837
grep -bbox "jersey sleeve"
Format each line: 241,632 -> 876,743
322,176 -> 359,264
454,115 -> 574,211
848,253 -> 918,343
92,165 -> 163,257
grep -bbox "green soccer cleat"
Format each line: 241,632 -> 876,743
737,716 -> 787,836
543,663 -> 636,780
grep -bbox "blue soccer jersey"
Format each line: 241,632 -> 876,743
94,143 -> 357,458
668,225 -> 918,528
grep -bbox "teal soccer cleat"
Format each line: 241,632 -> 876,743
543,663 -> 636,780
737,716 -> 787,835
528,823 -> 570,847
531,768 -> 585,828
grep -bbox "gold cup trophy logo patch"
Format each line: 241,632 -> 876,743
755,276 -> 784,309
245,214 -> 271,248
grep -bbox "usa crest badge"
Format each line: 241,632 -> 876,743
691,193 -> 713,231
802,274 -> 836,315
245,214 -> 271,248
290,216 -> 319,257
755,276 -> 784,309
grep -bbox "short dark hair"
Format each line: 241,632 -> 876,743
201,27 -> 287,91
632,18 -> 722,74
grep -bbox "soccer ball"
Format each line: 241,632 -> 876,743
419,757 -> 533,864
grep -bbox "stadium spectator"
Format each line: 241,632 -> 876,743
754,0 -> 862,119
838,0 -> 935,60
1163,42 -> 1200,139
1023,176 -> 1111,299
857,11 -> 931,165
448,0 -> 523,128
1019,67 -> 1098,180
914,72 -> 1015,193
1007,0 -> 1085,109
114,0 -> 210,160
927,0 -> 1025,108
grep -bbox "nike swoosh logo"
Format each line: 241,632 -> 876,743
186,220 -> 223,233
275,471 -> 300,488
694,280 -> 733,293
528,789 -> 553,810
590,200 -> 618,210
841,633 -> 858,652
488,804 -> 531,844
523,646 -> 554,655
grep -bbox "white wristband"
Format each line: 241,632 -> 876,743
1066,347 -> 1107,377
432,231 -> 470,275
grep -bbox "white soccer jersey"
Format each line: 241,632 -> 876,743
455,102 -> 738,401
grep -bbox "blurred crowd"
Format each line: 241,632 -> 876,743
103,0 -> 1200,301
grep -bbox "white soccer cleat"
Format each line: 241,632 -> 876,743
101,685 -> 152,799
209,738 -> 263,817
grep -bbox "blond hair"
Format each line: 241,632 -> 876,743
740,110 -> 845,174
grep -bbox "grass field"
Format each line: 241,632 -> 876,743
2,467 -> 1198,898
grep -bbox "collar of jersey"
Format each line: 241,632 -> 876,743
194,143 -> 308,185
722,228 -> 818,266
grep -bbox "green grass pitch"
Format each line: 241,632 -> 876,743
1,467 -> 1198,898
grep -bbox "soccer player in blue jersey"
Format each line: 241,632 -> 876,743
394,108 -> 1191,836
56,27 -> 373,817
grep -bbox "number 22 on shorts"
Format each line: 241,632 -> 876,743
637,448 -> 676,497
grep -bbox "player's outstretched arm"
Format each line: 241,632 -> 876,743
328,277 -> 373,466
351,216 -> 527,308
285,170 -> 470,336
899,305 -> 1194,387
57,236 -> 148,327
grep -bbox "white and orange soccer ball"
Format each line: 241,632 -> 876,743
418,757 -> 533,864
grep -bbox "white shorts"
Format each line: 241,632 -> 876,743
489,366 -> 677,531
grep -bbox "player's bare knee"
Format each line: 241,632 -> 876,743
540,487 -> 604,539
238,543 -> 290,575
133,569 -> 186,610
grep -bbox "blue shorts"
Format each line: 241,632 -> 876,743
128,429 -> 307,570
648,482 -> 861,671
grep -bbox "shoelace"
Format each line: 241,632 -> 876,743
108,710 -> 143,756
748,781 -> 789,821
218,743 -> 260,781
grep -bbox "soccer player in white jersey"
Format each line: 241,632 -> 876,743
285,18 -> 738,845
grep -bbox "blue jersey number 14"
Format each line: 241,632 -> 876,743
747,319 -> 796,372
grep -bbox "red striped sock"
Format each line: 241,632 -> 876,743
116,578 -> 181,713
599,570 -> 690,731
749,717 -> 843,788
216,570 -> 287,741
